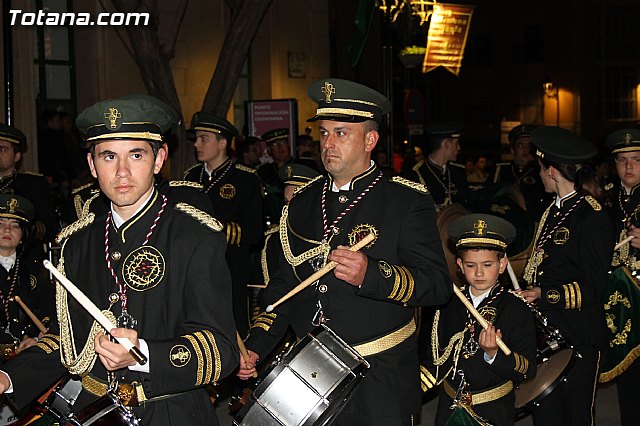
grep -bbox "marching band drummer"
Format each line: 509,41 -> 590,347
421,214 -> 536,426
0,95 -> 239,426
0,194 -> 53,358
519,126 -> 614,426
237,78 -> 452,426
600,128 -> 640,426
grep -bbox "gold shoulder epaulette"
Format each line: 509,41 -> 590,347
449,162 -> 465,169
495,162 -> 510,167
235,164 -> 257,174
265,225 -> 280,236
55,213 -> 95,244
71,182 -> 96,195
292,175 -> 324,198
585,195 -> 602,211
175,202 -> 223,232
508,289 -> 529,304
412,160 -> 425,171
182,163 -> 201,178
390,176 -> 428,193
169,180 -> 203,190
21,171 -> 44,177
604,183 -> 614,191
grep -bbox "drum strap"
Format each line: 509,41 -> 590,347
81,374 -> 190,407
352,319 -> 416,357
443,380 -> 513,406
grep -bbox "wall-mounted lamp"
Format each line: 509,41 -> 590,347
543,80 -> 558,99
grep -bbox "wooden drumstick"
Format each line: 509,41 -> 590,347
266,232 -> 376,313
452,284 -> 512,356
506,259 -> 521,291
43,260 -> 147,365
10,295 -> 47,334
236,332 -> 258,378
614,235 -> 634,251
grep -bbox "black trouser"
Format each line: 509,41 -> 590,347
532,347 -> 601,426
617,359 -> 640,426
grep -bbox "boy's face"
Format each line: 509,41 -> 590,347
456,249 -> 507,295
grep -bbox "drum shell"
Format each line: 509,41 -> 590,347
69,393 -> 140,426
234,325 -> 369,426
514,309 -> 576,409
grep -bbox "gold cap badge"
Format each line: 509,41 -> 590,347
473,219 -> 487,236
321,82 -> 336,103
104,107 -> 122,129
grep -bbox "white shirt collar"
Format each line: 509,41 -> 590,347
469,288 -> 491,308
111,190 -> 155,229
555,190 -> 577,208
331,161 -> 375,192
0,253 -> 17,272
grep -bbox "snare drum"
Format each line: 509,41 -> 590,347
234,324 -> 370,426
514,309 -> 577,409
68,392 -> 140,426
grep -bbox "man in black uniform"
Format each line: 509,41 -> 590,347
488,124 -> 551,221
0,96 -> 239,426
401,122 -> 467,211
600,128 -> 640,426
520,126 -> 614,426
422,214 -> 536,426
238,79 -> 452,425
183,112 -> 263,335
0,124 -> 57,243
257,128 -> 294,226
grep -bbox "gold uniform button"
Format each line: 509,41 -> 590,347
111,251 -> 121,261
318,284 -> 328,293
538,270 -> 544,276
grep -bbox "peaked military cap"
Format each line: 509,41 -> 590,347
76,95 -> 176,143
189,112 -> 238,142
448,213 -> 516,251
278,163 -> 320,187
606,129 -> 640,154
0,194 -> 35,223
262,128 -> 290,144
532,126 -> 597,164
508,124 -> 537,144
307,78 -> 391,124
426,121 -> 465,139
0,123 -> 27,153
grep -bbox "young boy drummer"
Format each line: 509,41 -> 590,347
421,214 -> 537,425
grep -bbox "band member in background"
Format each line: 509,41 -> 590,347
183,113 -> 263,335
0,195 -> 53,358
0,95 -> 239,426
422,214 -> 536,425
257,128 -> 293,226
520,126 -> 614,426
237,79 -> 452,426
488,124 -> 551,221
600,128 -> 640,426
0,124 -> 57,245
401,122 -> 467,211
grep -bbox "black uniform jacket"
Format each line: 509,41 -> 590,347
607,182 -> 640,266
4,190 -> 239,426
527,194 -> 614,351
488,162 -> 552,221
421,285 -> 537,426
0,172 -> 57,242
184,160 -> 263,332
0,253 -> 53,344
401,159 -> 467,210
247,165 -> 452,418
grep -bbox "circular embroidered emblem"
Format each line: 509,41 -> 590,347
547,289 -> 561,304
29,275 -> 37,290
378,260 -> 393,278
170,344 -> 191,367
220,183 -> 236,199
523,176 -> 536,185
348,224 -> 378,249
553,227 -> 570,245
478,306 -> 497,323
122,246 -> 165,291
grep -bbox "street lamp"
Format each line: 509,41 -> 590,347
543,79 -> 560,126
